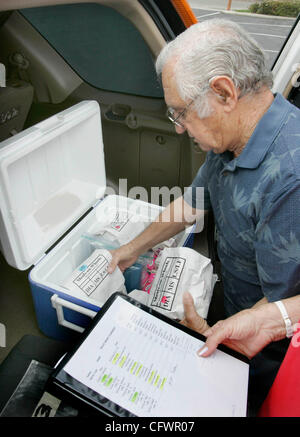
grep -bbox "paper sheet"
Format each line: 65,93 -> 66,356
63,296 -> 249,417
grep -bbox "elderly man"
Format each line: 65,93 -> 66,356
109,19 -> 300,414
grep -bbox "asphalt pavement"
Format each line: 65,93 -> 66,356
187,0 -> 296,68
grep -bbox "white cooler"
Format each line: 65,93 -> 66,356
0,101 -> 194,342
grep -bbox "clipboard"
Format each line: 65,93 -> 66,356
47,292 -> 249,417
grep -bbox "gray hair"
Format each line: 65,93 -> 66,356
156,18 -> 273,118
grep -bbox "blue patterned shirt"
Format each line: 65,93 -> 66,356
185,93 -> 300,316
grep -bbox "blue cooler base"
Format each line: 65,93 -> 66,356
29,266 -> 145,342
29,281 -> 100,343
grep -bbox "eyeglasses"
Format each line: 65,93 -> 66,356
166,99 -> 195,128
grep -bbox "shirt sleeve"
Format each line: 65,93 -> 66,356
254,182 -> 300,302
184,157 -> 212,211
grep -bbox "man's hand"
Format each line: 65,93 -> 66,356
180,291 -> 210,334
108,243 -> 139,274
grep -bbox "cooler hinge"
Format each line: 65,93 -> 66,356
92,198 -> 103,208
34,253 -> 47,266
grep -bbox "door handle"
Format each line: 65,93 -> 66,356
105,103 -> 131,121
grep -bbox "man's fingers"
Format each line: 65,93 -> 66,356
107,262 -> 115,274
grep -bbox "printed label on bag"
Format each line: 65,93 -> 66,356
151,257 -> 186,311
110,211 -> 131,232
73,253 -> 110,296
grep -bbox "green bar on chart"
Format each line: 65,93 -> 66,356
160,377 -> 166,390
148,370 -> 155,383
106,377 -> 113,387
119,356 -> 126,367
130,362 -> 137,374
131,392 -> 139,403
112,353 -> 120,364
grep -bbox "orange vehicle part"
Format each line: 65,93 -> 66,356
171,0 -> 198,27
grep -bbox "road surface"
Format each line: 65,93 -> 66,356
189,2 -> 295,68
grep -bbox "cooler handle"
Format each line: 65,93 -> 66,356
51,294 -> 97,333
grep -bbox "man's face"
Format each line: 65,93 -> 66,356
162,63 -> 232,155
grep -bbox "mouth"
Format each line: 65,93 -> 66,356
193,140 -> 212,152
192,139 -> 201,147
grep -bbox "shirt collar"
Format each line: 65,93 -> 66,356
224,93 -> 291,171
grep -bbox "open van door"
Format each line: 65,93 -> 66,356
0,1 -> 203,206
272,14 -> 300,108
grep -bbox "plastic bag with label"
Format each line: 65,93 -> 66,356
63,249 -> 126,304
129,247 -> 217,320
90,209 -> 147,245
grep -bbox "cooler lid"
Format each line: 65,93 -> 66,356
0,100 -> 106,270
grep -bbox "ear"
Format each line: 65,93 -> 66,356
209,76 -> 239,112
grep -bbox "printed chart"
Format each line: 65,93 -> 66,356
64,297 -> 249,416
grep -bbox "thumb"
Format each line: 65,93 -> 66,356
107,251 -> 118,274
182,291 -> 198,320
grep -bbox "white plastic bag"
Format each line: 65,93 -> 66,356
64,249 -> 126,303
129,247 -> 217,320
91,209 -> 147,245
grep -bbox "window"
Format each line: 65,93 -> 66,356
21,3 -> 164,98
194,9 -> 297,70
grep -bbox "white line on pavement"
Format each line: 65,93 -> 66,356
250,32 -> 286,38
236,22 -> 293,27
196,11 -> 220,19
